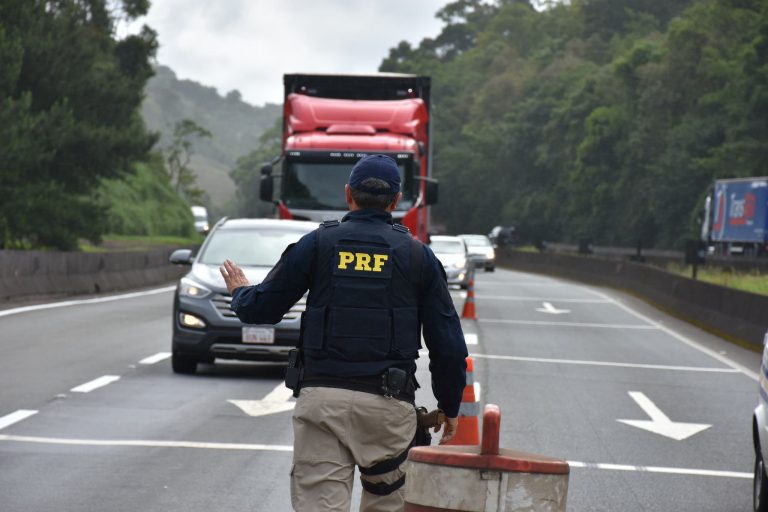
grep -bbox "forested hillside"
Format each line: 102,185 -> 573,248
381,0 -> 768,248
142,65 -> 280,211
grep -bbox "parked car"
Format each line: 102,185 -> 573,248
753,329 -> 768,511
429,235 -> 471,289
168,218 -> 317,374
459,234 -> 495,272
190,205 -> 210,235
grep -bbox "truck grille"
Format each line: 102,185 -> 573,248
211,293 -> 306,321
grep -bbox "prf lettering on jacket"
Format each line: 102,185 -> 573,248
338,251 -> 389,272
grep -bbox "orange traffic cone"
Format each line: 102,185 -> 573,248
445,356 -> 480,445
461,273 -> 477,320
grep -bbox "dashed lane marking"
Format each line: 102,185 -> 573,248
0,434 -> 750,479
0,410 -> 38,431
479,319 -> 658,329
139,352 -> 171,365
470,353 -> 740,373
0,286 -> 176,318
567,460 -> 750,479
70,375 -> 120,393
464,333 -> 478,345
588,289 -> 760,381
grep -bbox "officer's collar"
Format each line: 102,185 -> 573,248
342,209 -> 393,224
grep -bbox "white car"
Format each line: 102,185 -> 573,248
429,235 -> 471,289
191,205 -> 210,235
754,330 -> 768,511
459,234 -> 496,272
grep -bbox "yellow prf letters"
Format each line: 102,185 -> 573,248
338,251 -> 389,272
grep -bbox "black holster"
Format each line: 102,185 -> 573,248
285,348 -> 303,398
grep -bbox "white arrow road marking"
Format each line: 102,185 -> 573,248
229,382 -> 295,418
617,391 -> 711,441
535,302 -> 570,315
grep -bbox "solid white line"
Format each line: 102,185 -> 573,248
469,353 -> 740,373
589,289 -> 760,381
479,319 -> 658,329
0,410 -> 38,431
475,296 -> 610,303
0,286 -> 176,319
139,352 -> 172,365
0,435 -> 293,452
464,333 -> 478,345
0,433 -> 750,479
567,460 -> 750,479
70,375 -> 121,393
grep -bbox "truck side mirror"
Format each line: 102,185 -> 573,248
260,163 -> 272,176
423,177 -> 438,206
260,175 -> 274,202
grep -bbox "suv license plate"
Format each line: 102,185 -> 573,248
242,326 -> 275,344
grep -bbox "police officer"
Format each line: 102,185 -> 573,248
220,154 -> 468,512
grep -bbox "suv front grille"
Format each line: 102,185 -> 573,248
211,293 -> 306,320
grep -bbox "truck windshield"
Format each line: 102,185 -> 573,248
283,160 -> 414,211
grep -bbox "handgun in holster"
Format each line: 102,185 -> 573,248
415,406 -> 445,447
285,348 -> 303,398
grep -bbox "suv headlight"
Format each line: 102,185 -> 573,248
179,277 -> 212,299
452,259 -> 467,269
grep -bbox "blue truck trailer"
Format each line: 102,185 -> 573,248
701,177 -> 768,256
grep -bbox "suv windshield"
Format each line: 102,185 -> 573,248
462,237 -> 491,248
283,160 -> 414,211
198,228 -> 309,266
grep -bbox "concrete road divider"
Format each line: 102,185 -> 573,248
445,356 -> 480,446
0,248 -> 187,303
406,404 -> 570,511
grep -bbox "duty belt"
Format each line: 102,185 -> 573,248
300,371 -> 416,403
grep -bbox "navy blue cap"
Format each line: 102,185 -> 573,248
348,154 -> 400,195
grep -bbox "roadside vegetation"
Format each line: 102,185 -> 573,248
0,1 -> 208,252
381,0 -> 768,250
666,263 -> 768,297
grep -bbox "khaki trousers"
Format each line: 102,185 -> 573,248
291,386 -> 417,512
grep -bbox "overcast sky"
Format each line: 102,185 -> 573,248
121,1 -> 451,107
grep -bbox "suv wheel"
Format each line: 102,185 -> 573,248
172,351 -> 198,374
755,446 -> 768,512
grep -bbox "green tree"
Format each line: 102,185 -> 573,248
165,119 -> 212,204
229,119 -> 281,218
0,0 -> 157,250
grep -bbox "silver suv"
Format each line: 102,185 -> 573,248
169,218 -> 317,374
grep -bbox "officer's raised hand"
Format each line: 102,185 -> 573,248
220,259 -> 251,295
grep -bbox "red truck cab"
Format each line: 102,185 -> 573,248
260,74 -> 437,242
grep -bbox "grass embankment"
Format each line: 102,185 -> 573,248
80,153 -> 204,253
666,263 -> 768,297
79,234 -> 203,253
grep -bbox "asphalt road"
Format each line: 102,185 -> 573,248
0,268 -> 760,511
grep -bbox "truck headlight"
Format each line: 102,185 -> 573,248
179,277 -> 212,299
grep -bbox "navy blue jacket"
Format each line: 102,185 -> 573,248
231,209 -> 468,417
